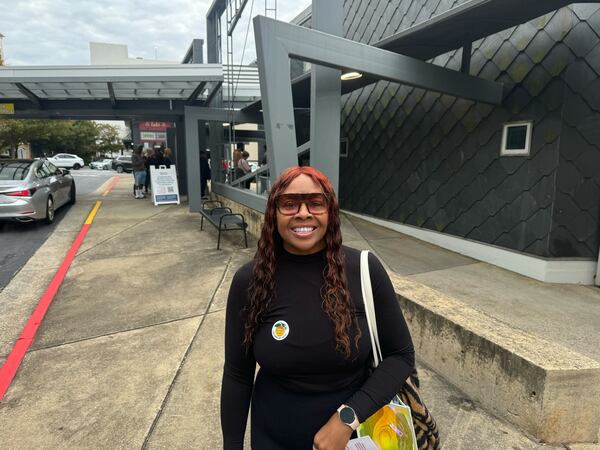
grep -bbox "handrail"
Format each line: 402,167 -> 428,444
229,164 -> 269,187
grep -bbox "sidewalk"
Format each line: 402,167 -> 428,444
0,177 -> 597,449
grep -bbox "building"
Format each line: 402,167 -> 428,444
89,42 -> 178,66
254,1 -> 600,284
89,42 -> 180,147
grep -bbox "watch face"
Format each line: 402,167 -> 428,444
340,406 -> 355,424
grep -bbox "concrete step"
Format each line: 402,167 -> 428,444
391,274 -> 600,445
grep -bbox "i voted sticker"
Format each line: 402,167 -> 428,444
271,320 -> 290,341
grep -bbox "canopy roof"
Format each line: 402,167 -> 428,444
0,64 -> 223,101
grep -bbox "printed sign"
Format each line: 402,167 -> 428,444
0,103 -> 15,115
150,165 -> 180,206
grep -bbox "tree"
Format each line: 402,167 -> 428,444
0,119 -> 123,160
0,120 -> 50,158
93,123 -> 122,156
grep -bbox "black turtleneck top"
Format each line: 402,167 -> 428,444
220,245 -> 415,449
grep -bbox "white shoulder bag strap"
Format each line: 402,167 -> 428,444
360,250 -> 383,367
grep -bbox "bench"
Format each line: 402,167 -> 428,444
200,200 -> 248,249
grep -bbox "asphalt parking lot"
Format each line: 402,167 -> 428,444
0,168 -> 116,290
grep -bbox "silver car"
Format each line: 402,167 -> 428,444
0,159 -> 76,224
90,158 -> 113,170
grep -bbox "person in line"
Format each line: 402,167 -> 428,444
131,146 -> 147,199
163,147 -> 173,168
144,148 -> 155,194
200,149 -> 211,198
233,143 -> 244,180
237,150 -> 252,189
221,166 -> 415,450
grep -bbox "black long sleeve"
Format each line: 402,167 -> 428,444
220,247 -> 415,449
220,264 -> 255,449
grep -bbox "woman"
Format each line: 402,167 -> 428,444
236,150 -> 252,189
163,147 -> 173,168
131,145 -> 146,199
221,166 -> 415,450
144,148 -> 155,194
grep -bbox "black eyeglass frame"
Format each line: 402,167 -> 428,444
275,193 -> 330,216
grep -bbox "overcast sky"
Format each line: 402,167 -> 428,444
0,0 -> 309,66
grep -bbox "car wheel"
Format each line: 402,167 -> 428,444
68,184 -> 76,205
116,165 -> 124,173
73,163 -> 81,170
45,196 -> 55,224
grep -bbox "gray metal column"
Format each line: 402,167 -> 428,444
173,117 -> 188,195
184,107 -> 201,212
207,13 -> 219,63
254,16 -> 299,184
309,0 -> 343,193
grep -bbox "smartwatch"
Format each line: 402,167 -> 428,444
337,404 -> 360,430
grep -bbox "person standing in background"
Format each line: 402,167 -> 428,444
164,148 -> 173,168
144,148 -> 155,194
233,143 -> 244,180
237,150 -> 252,189
132,146 -> 147,199
200,149 -> 211,198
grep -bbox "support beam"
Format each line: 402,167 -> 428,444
187,81 -> 207,102
254,16 -> 504,105
227,0 -> 250,35
309,0 -> 343,194
461,42 -> 472,74
205,81 -> 223,106
107,82 -> 117,107
183,105 -> 261,124
253,15 -> 503,187
14,83 -> 41,108
184,107 -> 202,212
254,17 -> 300,185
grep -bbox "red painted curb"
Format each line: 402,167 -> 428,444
0,223 -> 91,401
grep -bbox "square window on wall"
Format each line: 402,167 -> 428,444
500,121 -> 533,156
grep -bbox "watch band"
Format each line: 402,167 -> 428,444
337,404 -> 360,430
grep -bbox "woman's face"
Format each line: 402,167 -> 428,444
276,174 -> 329,255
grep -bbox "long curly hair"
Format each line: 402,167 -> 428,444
243,166 -> 361,358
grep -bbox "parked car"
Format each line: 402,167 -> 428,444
90,158 -> 113,170
112,155 -> 132,173
47,153 -> 85,170
0,159 -> 76,224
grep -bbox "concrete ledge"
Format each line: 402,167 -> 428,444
389,273 -> 600,444
213,192 -> 265,238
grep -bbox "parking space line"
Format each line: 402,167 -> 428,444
0,201 -> 103,401
102,176 -> 121,197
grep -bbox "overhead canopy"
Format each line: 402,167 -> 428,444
0,64 -> 223,101
0,63 -> 261,119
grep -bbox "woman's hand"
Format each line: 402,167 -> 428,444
313,412 -> 353,450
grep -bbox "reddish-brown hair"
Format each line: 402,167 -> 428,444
243,166 -> 361,358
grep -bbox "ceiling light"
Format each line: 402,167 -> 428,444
341,71 -> 363,80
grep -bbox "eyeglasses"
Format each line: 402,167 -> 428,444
275,193 -> 329,215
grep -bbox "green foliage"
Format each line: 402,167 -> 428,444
94,123 -> 123,156
0,119 -> 123,159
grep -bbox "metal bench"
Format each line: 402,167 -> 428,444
200,200 -> 248,249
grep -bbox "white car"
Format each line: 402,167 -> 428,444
47,153 -> 85,170
90,159 -> 113,170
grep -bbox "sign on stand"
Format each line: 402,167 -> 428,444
150,165 -> 180,206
